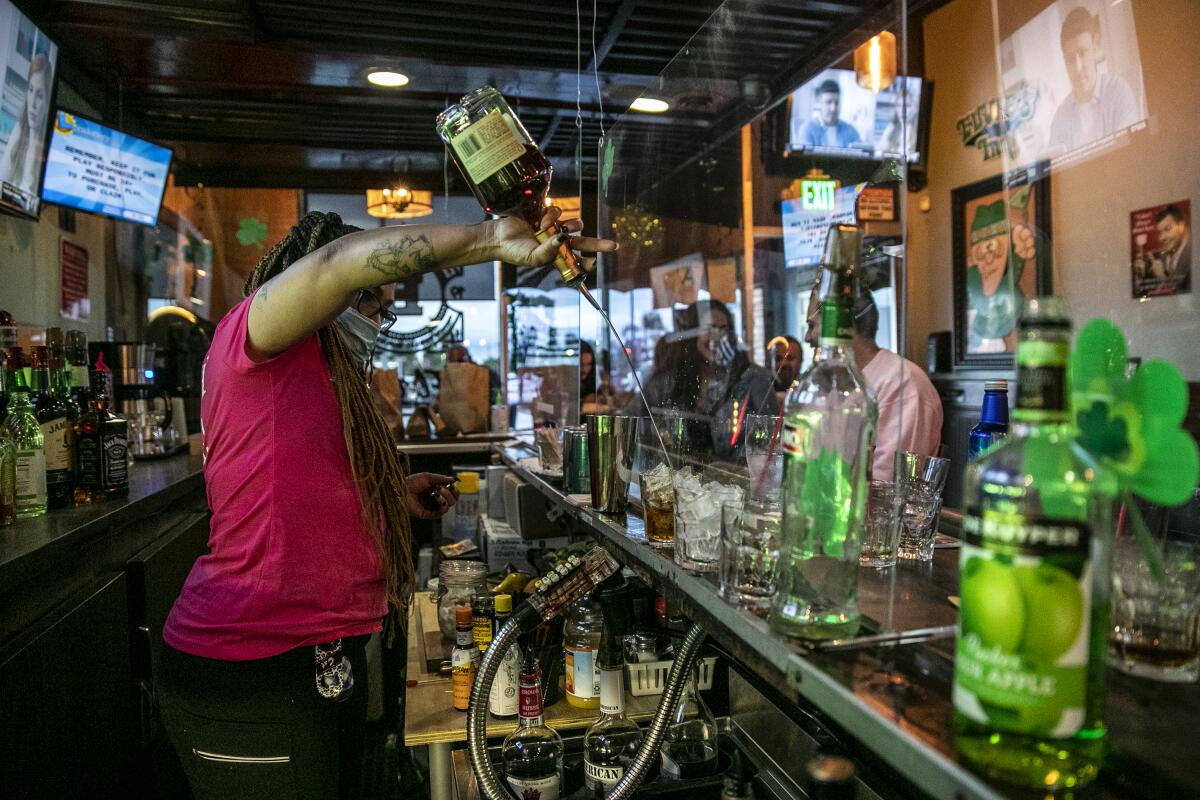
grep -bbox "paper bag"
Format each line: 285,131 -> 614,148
439,362 -> 490,434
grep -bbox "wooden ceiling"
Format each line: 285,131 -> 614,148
29,0 -> 897,190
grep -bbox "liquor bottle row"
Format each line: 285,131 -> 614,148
0,325 -> 128,523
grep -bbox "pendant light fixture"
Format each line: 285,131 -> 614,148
365,186 -> 434,219
854,31 -> 897,93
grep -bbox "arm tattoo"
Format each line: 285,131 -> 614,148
366,234 -> 438,280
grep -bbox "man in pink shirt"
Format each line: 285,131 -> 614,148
805,283 -> 943,481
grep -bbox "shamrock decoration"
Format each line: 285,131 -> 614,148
1070,319 -> 1199,576
236,217 -> 269,250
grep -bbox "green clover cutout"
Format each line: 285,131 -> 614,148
800,448 -> 853,557
1070,319 -> 1199,578
236,217 -> 269,250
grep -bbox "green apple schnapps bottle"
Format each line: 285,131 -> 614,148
954,297 -> 1116,791
770,223 -> 877,641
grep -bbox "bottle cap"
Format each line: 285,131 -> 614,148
455,605 -> 474,627
494,593 -> 512,614
984,379 -> 1008,392
456,471 -> 479,493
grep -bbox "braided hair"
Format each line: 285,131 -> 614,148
244,212 -> 415,638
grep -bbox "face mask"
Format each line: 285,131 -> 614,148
712,335 -> 737,367
334,306 -> 380,369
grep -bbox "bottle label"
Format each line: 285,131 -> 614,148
818,298 -> 853,346
1015,340 -> 1068,419
585,759 -> 624,792
40,417 -> 73,470
565,645 -> 599,699
451,645 -> 477,710
104,432 -> 128,487
780,421 -> 805,457
14,449 -> 46,503
489,646 -> 520,717
473,613 -> 493,652
77,436 -> 101,489
506,773 -> 560,800
954,509 -> 1093,738
449,110 -> 526,184
599,668 -> 623,715
71,365 -> 89,389
519,678 -> 544,723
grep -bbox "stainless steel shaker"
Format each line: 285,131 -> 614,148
585,415 -> 639,514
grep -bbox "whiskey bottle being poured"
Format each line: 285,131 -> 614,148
436,86 -> 586,290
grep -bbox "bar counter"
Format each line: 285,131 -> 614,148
493,440 -> 1200,800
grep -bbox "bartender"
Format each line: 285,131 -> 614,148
157,206 -> 616,800
804,280 -> 942,479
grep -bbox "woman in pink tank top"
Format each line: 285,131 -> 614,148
158,207 -> 617,800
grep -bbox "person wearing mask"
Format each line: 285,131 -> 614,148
631,299 -> 778,459
804,281 -> 942,480
158,206 -> 616,799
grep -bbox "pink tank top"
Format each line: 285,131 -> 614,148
164,294 -> 386,660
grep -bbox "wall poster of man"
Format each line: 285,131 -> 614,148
952,166 -> 1053,367
1131,200 -> 1191,298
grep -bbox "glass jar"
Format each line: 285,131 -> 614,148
563,597 -> 603,709
436,560 -> 488,640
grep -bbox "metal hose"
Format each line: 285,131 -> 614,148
466,620 -> 708,800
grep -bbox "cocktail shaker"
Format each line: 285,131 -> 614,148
586,415 -> 638,514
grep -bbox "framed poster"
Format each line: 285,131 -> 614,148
952,164 -> 1053,368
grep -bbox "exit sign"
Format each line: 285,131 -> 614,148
801,179 -> 837,211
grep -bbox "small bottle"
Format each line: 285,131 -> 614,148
583,583 -> 642,796
451,605 -> 479,712
967,379 -> 1009,461
65,330 -> 91,411
29,347 -> 74,510
489,593 -> 520,719
472,593 -> 495,654
660,670 -> 719,780
75,370 -> 130,501
805,755 -> 855,800
564,597 -> 603,710
502,650 -> 564,800
453,471 -> 480,540
6,390 -> 46,518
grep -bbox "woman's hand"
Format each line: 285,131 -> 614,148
404,473 -> 459,520
486,205 -> 618,267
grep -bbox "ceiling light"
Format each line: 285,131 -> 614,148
854,31 -> 897,93
366,187 -> 433,219
366,70 -> 410,88
630,97 -> 669,113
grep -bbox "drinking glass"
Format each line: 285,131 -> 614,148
744,414 -> 784,504
894,451 -> 951,492
637,416 -> 675,548
720,500 -> 780,615
898,483 -> 941,562
1111,514 -> 1200,682
675,470 -> 744,573
861,481 -> 901,567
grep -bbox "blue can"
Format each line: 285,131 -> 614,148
968,379 -> 1010,460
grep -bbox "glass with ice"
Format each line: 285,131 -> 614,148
674,467 -> 744,573
636,417 -> 675,548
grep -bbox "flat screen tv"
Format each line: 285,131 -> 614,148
41,111 -> 173,226
787,68 -> 925,162
0,0 -> 58,219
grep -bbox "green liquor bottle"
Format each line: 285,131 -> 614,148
29,346 -> 75,509
6,390 -> 46,518
954,297 -> 1116,791
770,224 -> 877,641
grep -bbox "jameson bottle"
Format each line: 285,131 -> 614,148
488,593 -> 520,719
436,86 -> 583,287
502,650 -> 563,800
770,224 -> 877,641
6,390 -> 46,518
954,298 -> 1115,791
29,346 -> 75,509
75,370 -> 129,501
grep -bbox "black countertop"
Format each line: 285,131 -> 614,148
0,454 -> 206,597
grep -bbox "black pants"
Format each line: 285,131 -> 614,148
158,636 -> 369,800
